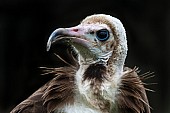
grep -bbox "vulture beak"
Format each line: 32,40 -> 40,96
47,26 -> 90,51
46,25 -> 102,63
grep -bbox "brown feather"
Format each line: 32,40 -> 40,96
42,68 -> 75,113
10,84 -> 48,113
11,65 -> 152,113
116,67 -> 151,113
10,49 -> 78,113
10,66 -> 151,113
83,63 -> 108,82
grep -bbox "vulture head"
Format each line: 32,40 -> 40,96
47,14 -> 127,77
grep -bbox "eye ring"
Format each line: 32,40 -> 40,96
96,29 -> 109,41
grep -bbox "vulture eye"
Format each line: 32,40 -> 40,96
96,29 -> 109,41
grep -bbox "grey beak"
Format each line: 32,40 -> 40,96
46,28 -> 67,51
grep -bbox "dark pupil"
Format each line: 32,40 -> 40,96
96,29 -> 109,41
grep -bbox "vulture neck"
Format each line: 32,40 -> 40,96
107,43 -> 127,75
72,42 -> 128,112
74,21 -> 128,111
76,34 -> 128,82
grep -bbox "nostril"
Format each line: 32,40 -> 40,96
72,29 -> 79,32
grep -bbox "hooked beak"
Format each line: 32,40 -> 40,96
46,26 -> 91,51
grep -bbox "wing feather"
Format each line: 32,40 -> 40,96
10,85 -> 48,113
116,67 -> 151,113
10,49 -> 78,113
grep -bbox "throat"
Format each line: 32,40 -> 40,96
83,63 -> 107,82
75,63 -> 117,112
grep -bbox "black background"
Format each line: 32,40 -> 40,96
0,0 -> 169,113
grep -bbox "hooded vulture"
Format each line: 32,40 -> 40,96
11,14 -> 151,113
